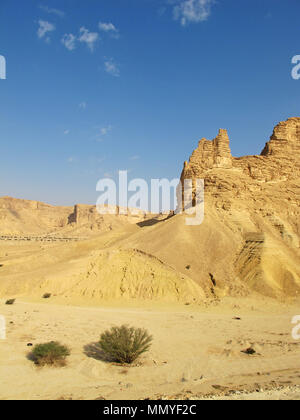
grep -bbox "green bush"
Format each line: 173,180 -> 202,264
99,325 -> 153,364
31,341 -> 70,367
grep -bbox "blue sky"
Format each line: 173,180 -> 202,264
0,0 -> 300,205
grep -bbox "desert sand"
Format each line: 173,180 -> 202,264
1,294 -> 300,400
0,118 -> 299,400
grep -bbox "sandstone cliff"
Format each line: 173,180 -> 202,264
177,118 -> 300,298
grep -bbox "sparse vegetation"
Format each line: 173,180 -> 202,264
242,347 -> 256,355
99,325 -> 153,364
30,341 -> 70,367
5,299 -> 15,305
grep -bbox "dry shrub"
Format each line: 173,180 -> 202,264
99,325 -> 153,364
31,341 -> 70,367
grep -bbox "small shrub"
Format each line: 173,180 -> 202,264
242,347 -> 256,355
5,299 -> 15,305
43,293 -> 52,299
31,341 -> 70,367
99,325 -> 153,364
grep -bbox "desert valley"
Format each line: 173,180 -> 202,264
1,118 -> 300,400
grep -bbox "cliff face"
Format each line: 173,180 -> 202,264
261,117 -> 300,157
181,117 -> 300,182
179,118 -> 300,298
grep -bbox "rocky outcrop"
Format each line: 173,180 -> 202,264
184,129 -> 233,174
181,117 -> 300,185
179,118 -> 300,298
261,117 -> 300,157
180,118 -> 300,210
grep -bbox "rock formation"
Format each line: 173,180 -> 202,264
0,197 -> 152,236
178,118 -> 300,298
184,128 -> 233,173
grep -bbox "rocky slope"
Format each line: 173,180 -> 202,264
176,117 -> 300,298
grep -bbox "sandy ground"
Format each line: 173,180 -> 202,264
1,297 -> 300,400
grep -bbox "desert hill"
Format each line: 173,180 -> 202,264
0,118 -> 299,302
0,196 -> 154,237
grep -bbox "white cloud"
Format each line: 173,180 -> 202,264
173,0 -> 214,26
99,22 -> 119,38
67,156 -> 77,163
99,22 -> 116,32
37,20 -> 55,39
39,5 -> 65,18
61,33 -> 76,51
79,101 -> 87,109
62,28 -> 101,52
104,58 -> 120,77
64,129 -> 70,135
78,27 -> 99,51
100,125 -> 112,136
93,126 -> 113,142
130,155 -> 140,160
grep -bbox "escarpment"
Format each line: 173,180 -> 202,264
178,118 -> 300,298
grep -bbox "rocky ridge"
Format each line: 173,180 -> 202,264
178,118 -> 300,297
